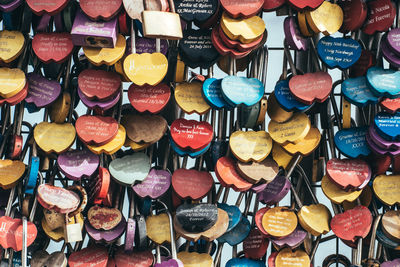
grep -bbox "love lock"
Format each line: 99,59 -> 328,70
1,0 -> 399,264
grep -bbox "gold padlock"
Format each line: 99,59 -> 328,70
142,0 -> 183,40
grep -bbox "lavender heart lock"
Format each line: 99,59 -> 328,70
26,73 -> 61,109
85,217 -> 126,243
271,227 -> 307,249
57,149 -> 100,180
387,28 -> 400,56
126,36 -> 168,55
0,0 -> 21,12
154,259 -> 184,267
381,33 -> 400,68
78,86 -> 121,110
258,175 -> 291,205
381,259 -> 400,267
368,125 -> 400,151
133,168 -> 171,199
284,16 -> 308,51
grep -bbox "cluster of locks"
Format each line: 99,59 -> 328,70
0,0 -> 399,266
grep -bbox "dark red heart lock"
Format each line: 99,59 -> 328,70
362,0 -> 396,35
68,246 -> 109,267
172,168 -> 214,200
339,0 -> 367,33
330,205 -> 372,242
217,26 -> 264,53
79,0 -> 122,21
118,10 -> 130,35
87,206 -> 122,231
215,156 -> 253,192
392,155 -> 400,174
75,115 -> 118,146
255,207 -> 270,237
0,217 -> 37,251
172,189 -> 184,210
340,228 -> 372,249
78,69 -> 121,101
287,0 -> 324,10
243,228 -> 269,259
170,118 -> 213,152
128,83 -> 171,114
220,0 -> 263,18
349,49 -> 376,78
263,0 -> 286,11
326,158 -> 371,191
32,33 -> 74,64
211,26 -> 253,59
114,247 -> 154,267
26,0 -> 69,15
380,97 -> 400,114
288,72 -> 332,105
366,153 -> 392,176
85,167 -> 111,205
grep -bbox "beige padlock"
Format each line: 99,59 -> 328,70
142,0 -> 183,40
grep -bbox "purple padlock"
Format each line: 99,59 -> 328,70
54,13 -> 64,32
251,183 -> 268,194
0,0 -> 21,12
271,226 -> 307,249
78,86 -> 121,110
133,168 -> 171,199
85,217 -> 126,243
258,175 -> 291,205
366,130 -> 400,157
26,73 -> 61,108
382,34 -> 400,68
387,28 -> 400,56
34,14 -> 52,32
381,259 -> 400,267
57,149 -> 100,181
284,16 -> 308,51
126,37 -> 169,55
71,10 -> 117,48
368,124 -> 400,151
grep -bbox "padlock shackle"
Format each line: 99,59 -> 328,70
261,46 -> 269,87
196,155 -> 204,171
294,165 -> 318,204
22,216 -> 27,267
156,200 -> 178,259
330,80 -> 343,131
309,235 -> 321,262
131,22 -> 136,54
17,35 -> 29,70
156,245 -> 162,263
0,126 -> 13,158
162,142 -> 171,171
1,105 -> 11,136
15,102 -> 25,136
309,38 -> 322,72
283,40 -> 297,76
367,215 -> 381,264
322,254 -> 351,267
28,172 -> 43,222
168,0 -> 176,13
